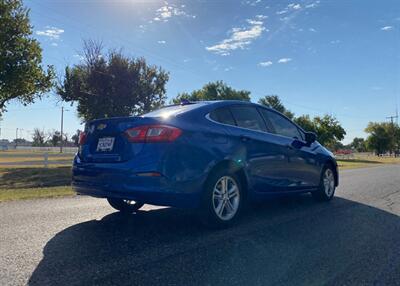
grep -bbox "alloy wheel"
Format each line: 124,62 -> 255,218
212,176 -> 240,221
323,169 -> 335,197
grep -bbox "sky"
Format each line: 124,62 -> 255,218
1,0 -> 399,144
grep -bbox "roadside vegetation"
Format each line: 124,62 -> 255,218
337,154 -> 400,170
0,152 -> 73,202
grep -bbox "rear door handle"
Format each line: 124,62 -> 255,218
286,144 -> 294,150
240,135 -> 251,142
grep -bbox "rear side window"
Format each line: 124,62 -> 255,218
209,107 -> 236,125
259,109 -> 303,139
230,106 -> 267,132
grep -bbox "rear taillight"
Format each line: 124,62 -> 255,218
125,125 -> 182,143
78,131 -> 87,145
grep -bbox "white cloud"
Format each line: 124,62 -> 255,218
50,42 -> 58,47
157,40 -> 166,44
278,58 -> 292,63
330,39 -> 341,44
288,3 -> 302,10
258,61 -> 273,67
154,2 -> 195,22
36,26 -> 64,40
305,1 -> 320,8
381,26 -> 393,31
309,27 -> 317,32
278,3 -> 302,14
276,9 -> 288,15
255,14 -> 268,19
206,16 -> 266,55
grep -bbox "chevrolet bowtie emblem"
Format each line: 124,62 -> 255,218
97,123 -> 107,130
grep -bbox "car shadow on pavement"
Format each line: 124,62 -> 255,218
28,195 -> 400,286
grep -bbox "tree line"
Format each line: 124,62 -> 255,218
1,0 -> 398,154
30,129 -> 80,147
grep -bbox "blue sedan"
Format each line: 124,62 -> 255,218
72,100 -> 338,227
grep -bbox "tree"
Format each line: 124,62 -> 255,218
71,129 -> 81,146
365,122 -> 399,155
172,81 -> 251,104
47,130 -> 66,147
294,115 -> 315,133
57,40 -> 169,121
258,95 -> 294,119
32,128 -> 46,146
294,114 -> 346,150
350,137 -> 367,152
313,115 -> 346,149
0,0 -> 54,115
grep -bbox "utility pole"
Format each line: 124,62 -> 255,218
60,106 -> 64,153
386,114 -> 399,156
386,115 -> 399,125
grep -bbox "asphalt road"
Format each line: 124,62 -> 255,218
1,165 -> 400,286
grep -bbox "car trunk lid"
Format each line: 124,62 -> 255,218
80,116 -> 161,163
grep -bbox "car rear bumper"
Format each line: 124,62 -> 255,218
72,158 -> 204,208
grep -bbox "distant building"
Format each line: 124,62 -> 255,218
0,139 -> 10,150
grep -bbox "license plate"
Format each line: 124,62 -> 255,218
96,137 -> 115,152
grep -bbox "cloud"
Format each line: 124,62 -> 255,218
276,9 -> 288,15
157,40 -> 166,44
330,39 -> 341,44
381,26 -> 393,31
206,15 -> 266,56
278,58 -> 292,63
305,1 -> 320,8
36,26 -> 64,40
154,2 -> 195,22
309,27 -> 317,32
288,3 -> 301,10
50,42 -> 58,47
277,3 -> 303,14
245,0 -> 262,6
258,61 -> 273,67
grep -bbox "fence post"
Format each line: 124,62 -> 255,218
44,152 -> 48,168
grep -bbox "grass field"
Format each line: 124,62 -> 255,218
0,166 -> 74,202
1,150 -> 400,202
337,155 -> 400,170
0,151 -> 74,202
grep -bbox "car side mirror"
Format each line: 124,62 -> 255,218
305,132 -> 317,145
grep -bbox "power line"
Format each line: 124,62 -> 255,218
386,114 -> 399,125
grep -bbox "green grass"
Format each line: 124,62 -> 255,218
0,166 -> 74,202
0,156 -> 73,163
337,155 -> 400,170
0,186 -> 74,202
0,167 -> 71,188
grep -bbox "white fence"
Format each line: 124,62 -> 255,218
1,145 -> 78,153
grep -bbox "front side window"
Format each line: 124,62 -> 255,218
209,107 -> 236,126
230,106 -> 267,132
260,109 -> 303,139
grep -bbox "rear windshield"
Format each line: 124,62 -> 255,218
142,103 -> 204,118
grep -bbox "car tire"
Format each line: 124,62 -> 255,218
107,198 -> 144,214
312,165 -> 336,202
200,170 -> 244,228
